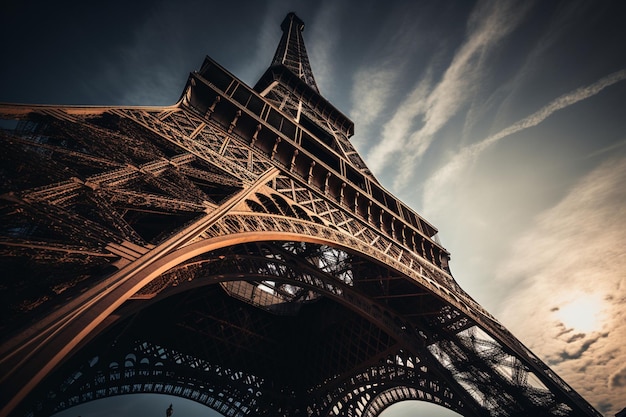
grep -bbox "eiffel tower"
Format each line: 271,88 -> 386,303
0,12 -> 602,417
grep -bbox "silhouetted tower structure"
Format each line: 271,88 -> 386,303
0,12 -> 601,417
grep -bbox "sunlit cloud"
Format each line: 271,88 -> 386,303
423,68 -> 626,217
611,367 -> 626,389
553,294 -> 606,334
493,157 -> 626,413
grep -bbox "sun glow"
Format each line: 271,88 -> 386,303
553,293 -> 605,333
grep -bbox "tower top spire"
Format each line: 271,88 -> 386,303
270,12 -> 319,93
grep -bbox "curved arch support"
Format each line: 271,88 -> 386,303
19,242 -> 474,417
1,211 -> 591,417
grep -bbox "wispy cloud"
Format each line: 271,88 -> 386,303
585,137 -> 626,160
423,68 -> 626,216
483,1 -> 594,134
100,3 -> 191,106
493,156 -> 626,413
350,66 -> 403,140
363,73 -> 432,173
386,0 -> 531,189
348,8 -> 432,158
308,1 -> 342,95
244,2 -> 287,83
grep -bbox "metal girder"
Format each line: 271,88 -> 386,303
0,167 -> 279,417
16,241 -> 480,417
0,100 -> 600,416
0,11 -> 602,417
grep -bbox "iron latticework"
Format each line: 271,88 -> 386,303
271,13 -> 320,93
0,12 -> 601,417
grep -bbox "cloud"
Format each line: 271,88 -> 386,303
496,156 -> 626,300
585,137 -> 626,160
388,0 -> 532,189
243,2 -> 287,83
359,0 -> 529,177
551,332 -> 608,365
92,4 -> 190,106
423,68 -> 626,216
492,156 -> 626,413
350,67 -> 404,139
308,1 -> 343,95
610,367 -> 626,388
348,7 -> 435,162
362,73 -> 432,173
564,333 -> 585,343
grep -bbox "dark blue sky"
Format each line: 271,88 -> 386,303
3,0 -> 626,415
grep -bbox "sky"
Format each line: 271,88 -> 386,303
2,0 -> 625,416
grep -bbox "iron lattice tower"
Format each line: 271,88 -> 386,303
0,12 -> 601,417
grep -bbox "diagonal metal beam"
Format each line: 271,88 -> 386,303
0,167 -> 279,417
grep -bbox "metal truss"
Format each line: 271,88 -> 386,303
260,82 -> 372,177
14,237 -> 594,416
16,241 -> 469,417
26,338 -> 265,417
0,12 -> 601,417
270,13 -> 320,93
0,99 -> 600,417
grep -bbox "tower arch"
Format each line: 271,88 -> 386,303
21,233 -> 473,417
0,11 -> 602,417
